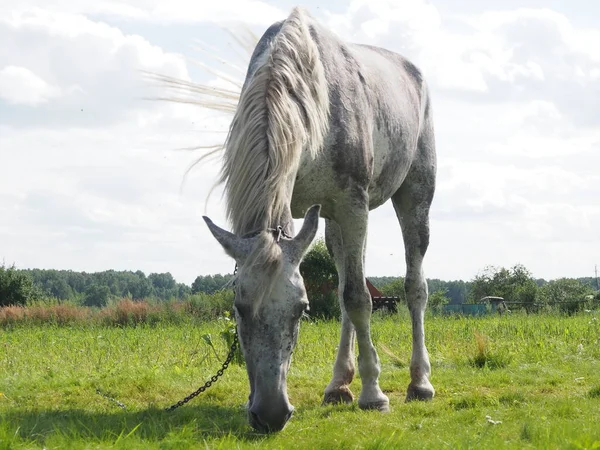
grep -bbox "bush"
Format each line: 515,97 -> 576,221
0,265 -> 38,307
185,290 -> 234,321
0,304 -> 89,326
300,238 -> 339,319
380,278 -> 406,303
308,290 -> 341,320
100,299 -> 162,326
428,289 -> 450,313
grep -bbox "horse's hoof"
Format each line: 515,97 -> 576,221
358,397 -> 390,412
405,382 -> 435,402
322,386 -> 354,405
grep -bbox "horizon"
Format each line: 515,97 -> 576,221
12,264 -> 599,286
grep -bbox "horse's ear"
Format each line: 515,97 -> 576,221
290,204 -> 321,263
203,216 -> 251,262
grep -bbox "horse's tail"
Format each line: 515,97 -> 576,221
221,7 -> 329,233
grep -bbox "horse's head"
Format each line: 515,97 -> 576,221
203,204 -> 320,432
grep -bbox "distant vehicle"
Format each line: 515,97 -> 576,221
480,296 -> 510,314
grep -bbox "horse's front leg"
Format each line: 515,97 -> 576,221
323,219 -> 356,405
336,205 -> 389,411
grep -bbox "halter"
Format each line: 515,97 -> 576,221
241,225 -> 292,242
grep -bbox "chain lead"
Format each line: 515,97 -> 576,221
164,332 -> 239,412
96,268 -> 239,412
96,388 -> 127,409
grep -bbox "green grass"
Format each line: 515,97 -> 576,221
1,310 -> 600,449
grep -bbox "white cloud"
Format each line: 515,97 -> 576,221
326,3 -> 600,128
0,66 -> 62,105
0,1 -> 285,26
0,9 -> 191,125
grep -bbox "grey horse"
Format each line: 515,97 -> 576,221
203,7 -> 436,432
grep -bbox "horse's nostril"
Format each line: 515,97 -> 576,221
250,410 -> 267,431
286,408 -> 294,422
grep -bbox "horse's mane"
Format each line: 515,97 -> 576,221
148,8 -> 329,308
220,7 -> 329,236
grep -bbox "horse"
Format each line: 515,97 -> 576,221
202,7 -> 437,432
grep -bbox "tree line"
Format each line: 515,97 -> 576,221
0,267 -> 192,307
2,240 -> 599,314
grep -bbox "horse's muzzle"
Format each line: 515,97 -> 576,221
248,403 -> 294,433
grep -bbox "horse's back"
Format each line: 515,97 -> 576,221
247,11 -> 433,217
299,20 -> 431,212
346,43 -> 430,206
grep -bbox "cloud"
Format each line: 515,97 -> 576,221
0,1 -> 286,26
325,2 -> 600,129
0,9 -> 191,127
0,66 -> 62,105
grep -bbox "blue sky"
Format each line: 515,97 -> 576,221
1,0 -> 599,284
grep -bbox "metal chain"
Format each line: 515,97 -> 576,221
96,264 -> 241,412
95,332 -> 239,412
95,388 -> 127,410
164,332 -> 239,412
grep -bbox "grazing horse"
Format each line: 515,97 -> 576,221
203,7 -> 436,432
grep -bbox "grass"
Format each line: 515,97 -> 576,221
1,309 -> 600,448
0,294 -> 234,327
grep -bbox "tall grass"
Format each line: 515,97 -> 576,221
0,291 -> 234,327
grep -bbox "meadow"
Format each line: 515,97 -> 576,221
1,307 -> 599,449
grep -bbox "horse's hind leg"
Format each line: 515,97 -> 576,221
391,130 -> 436,401
323,219 -> 356,405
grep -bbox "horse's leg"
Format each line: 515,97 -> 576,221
323,219 -> 356,404
391,129 -> 436,402
335,195 -> 389,411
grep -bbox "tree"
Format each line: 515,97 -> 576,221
191,274 -> 233,294
45,276 -> 73,300
380,278 -> 406,303
82,284 -> 111,307
0,265 -> 37,306
538,278 -> 594,312
469,264 -> 538,304
368,276 -> 398,289
444,280 -> 469,304
428,288 -> 450,312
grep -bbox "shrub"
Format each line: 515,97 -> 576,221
308,290 -> 340,320
0,305 -> 26,325
185,290 -> 234,321
300,238 -> 339,319
99,299 -> 162,326
26,304 -> 89,325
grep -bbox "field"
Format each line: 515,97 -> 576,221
1,309 -> 600,449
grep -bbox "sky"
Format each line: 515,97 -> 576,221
1,0 -> 599,285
